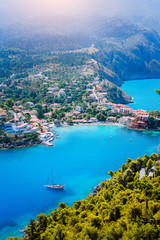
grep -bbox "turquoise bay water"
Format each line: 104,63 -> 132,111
122,78 -> 160,111
1,78 -> 160,239
0,125 -> 160,239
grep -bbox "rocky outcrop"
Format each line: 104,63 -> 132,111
91,184 -> 103,196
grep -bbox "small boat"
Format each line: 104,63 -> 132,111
44,184 -> 64,190
44,170 -> 64,190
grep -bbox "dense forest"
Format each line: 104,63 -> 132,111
7,153 -> 160,240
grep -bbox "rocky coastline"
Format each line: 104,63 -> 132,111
0,139 -> 41,150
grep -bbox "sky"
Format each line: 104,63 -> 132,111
0,0 -> 159,27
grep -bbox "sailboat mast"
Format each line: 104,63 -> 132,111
52,169 -> 53,185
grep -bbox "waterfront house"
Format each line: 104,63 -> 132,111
119,117 -> 126,125
90,117 -> 98,123
138,121 -> 148,128
137,113 -> 149,121
131,121 -> 147,129
72,119 -> 83,124
119,117 -> 135,126
107,117 -> 117,122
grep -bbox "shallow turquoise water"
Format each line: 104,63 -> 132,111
122,79 -> 160,111
0,125 -> 160,239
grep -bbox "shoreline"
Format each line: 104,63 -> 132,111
1,123 -> 159,150
0,140 -> 41,150
55,122 -> 125,128
0,123 -> 119,150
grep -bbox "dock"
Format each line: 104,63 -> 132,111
40,132 -> 54,147
42,141 -> 53,147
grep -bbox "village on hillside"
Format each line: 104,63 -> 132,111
0,61 -> 160,148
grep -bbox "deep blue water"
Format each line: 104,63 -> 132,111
0,126 -> 160,239
1,78 -> 160,239
122,78 -> 160,111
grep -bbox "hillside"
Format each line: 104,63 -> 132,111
91,18 -> 160,85
1,17 -> 160,87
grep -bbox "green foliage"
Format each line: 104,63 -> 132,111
24,113 -> 31,122
14,153 -> 160,240
5,98 -> 14,108
37,108 -> 44,119
96,113 -> 106,122
51,109 -> 65,120
0,133 -> 39,145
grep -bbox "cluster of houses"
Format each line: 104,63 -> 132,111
102,102 -> 149,128
0,76 -> 151,145
0,100 -> 150,140
0,107 -> 52,143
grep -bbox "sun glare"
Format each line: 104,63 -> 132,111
37,0 -> 83,15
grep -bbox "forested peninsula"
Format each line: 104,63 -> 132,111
7,153 -> 160,240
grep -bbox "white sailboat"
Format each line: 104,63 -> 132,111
44,170 -> 64,190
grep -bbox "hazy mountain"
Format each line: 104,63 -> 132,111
1,1 -> 160,86
1,0 -> 160,32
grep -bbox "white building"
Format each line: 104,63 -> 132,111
90,117 -> 98,123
